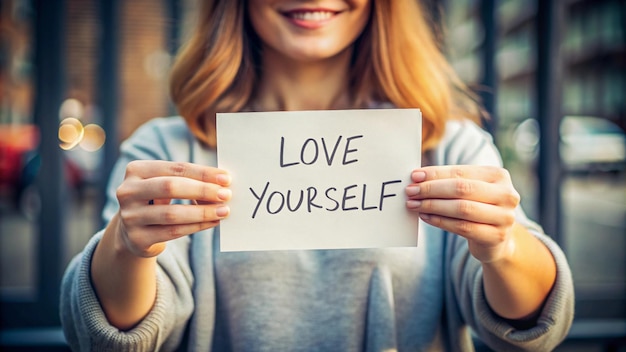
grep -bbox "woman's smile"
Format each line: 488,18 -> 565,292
248,0 -> 370,62
281,9 -> 341,29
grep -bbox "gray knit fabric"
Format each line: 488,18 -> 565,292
60,116 -> 574,351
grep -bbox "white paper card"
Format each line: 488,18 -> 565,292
216,109 -> 421,252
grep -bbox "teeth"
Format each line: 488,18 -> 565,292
290,11 -> 334,21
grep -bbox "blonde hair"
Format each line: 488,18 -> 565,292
170,0 -> 482,150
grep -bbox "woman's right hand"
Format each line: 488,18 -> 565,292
90,160 -> 230,330
114,160 -> 231,258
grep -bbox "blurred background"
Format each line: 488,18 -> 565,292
0,0 -> 624,350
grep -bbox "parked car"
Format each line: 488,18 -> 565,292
0,124 -> 93,218
0,125 -> 39,200
513,115 -> 626,173
560,116 -> 626,173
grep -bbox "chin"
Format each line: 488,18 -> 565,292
288,51 -> 341,63
280,42 -> 350,63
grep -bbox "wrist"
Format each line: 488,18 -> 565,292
92,213 -> 159,331
109,212 -> 164,259
478,225 -> 519,267
109,213 -> 134,257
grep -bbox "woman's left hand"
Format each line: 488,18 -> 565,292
405,165 -> 521,264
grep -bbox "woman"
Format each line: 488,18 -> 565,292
61,0 -> 574,351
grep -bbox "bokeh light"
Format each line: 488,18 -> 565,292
58,117 -> 85,150
79,124 -> 106,152
59,98 -> 85,120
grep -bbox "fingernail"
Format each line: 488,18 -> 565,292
217,188 -> 232,201
407,200 -> 422,209
216,174 -> 231,185
420,213 -> 430,220
412,171 -> 426,182
406,186 -> 420,196
216,206 -> 230,218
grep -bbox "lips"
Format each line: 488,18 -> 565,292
285,10 -> 335,21
281,8 -> 341,28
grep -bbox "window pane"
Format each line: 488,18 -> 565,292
0,0 -> 37,300
0,203 -> 37,299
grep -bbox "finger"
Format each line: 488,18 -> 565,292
407,198 -> 515,227
130,220 -> 221,250
417,213 -> 505,246
133,203 -> 230,225
405,178 -> 520,207
132,176 -> 232,203
411,165 -> 511,184
125,160 -> 231,186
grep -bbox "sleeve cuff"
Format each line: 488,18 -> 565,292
472,231 -> 575,350
71,231 -> 176,351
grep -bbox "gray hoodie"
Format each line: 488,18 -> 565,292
61,116 -> 574,351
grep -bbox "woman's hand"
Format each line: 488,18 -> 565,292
115,160 -> 231,258
405,165 -> 521,264
405,165 -> 559,321
91,160 -> 231,330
